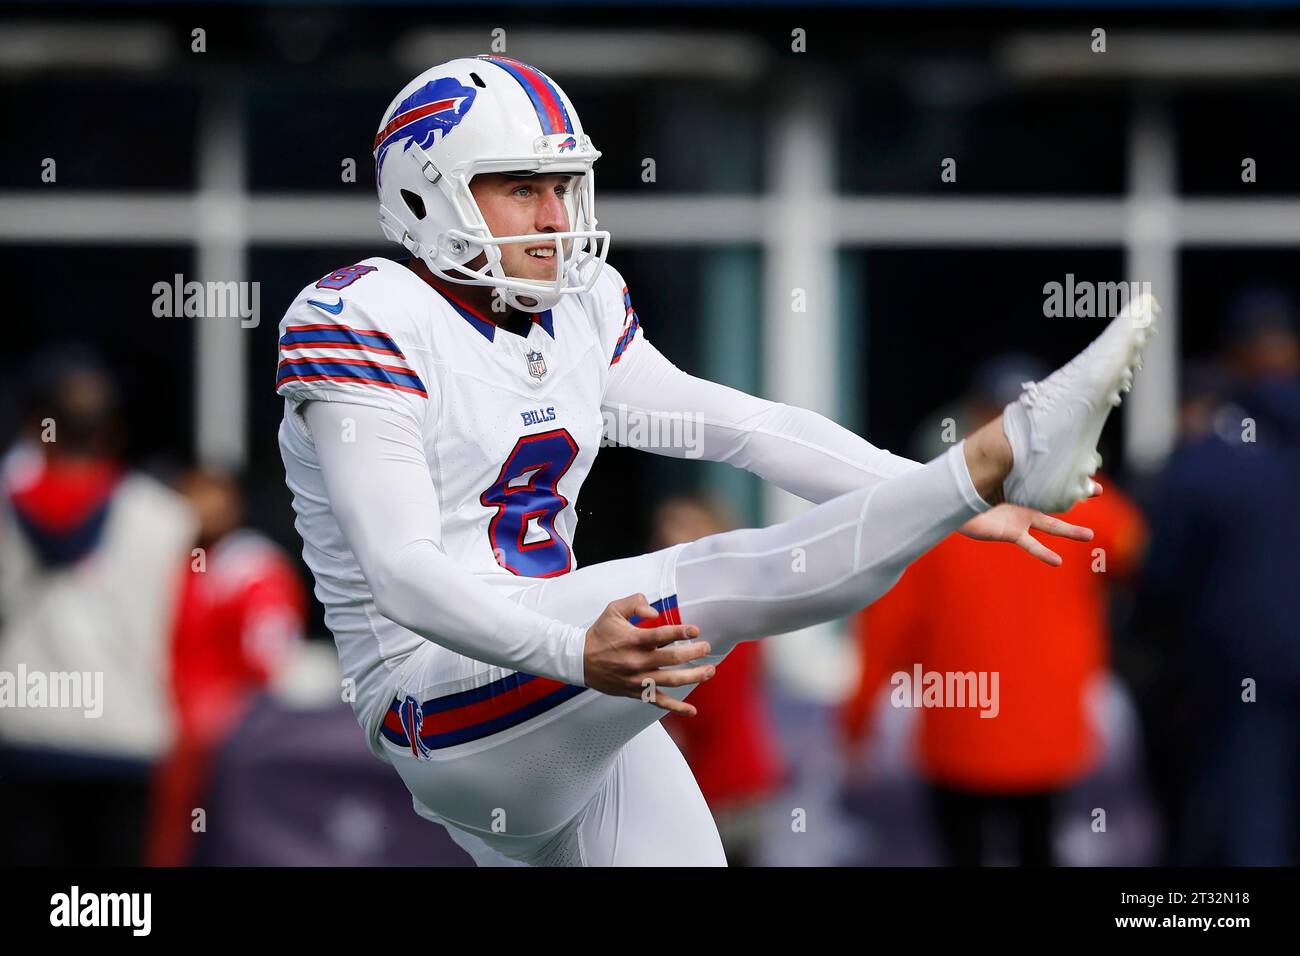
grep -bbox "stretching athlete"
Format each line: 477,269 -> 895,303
277,55 -> 1156,865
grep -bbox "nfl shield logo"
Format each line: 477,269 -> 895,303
526,349 -> 547,381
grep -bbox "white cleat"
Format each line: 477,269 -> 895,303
1002,292 -> 1159,513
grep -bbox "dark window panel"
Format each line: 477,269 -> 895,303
246,82 -> 393,194
1178,248 -> 1300,359
1,244 -> 195,464
839,82 -> 1129,195
569,80 -> 763,194
0,79 -> 200,191
1175,90 -> 1300,196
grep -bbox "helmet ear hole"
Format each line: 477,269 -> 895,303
400,189 -> 427,220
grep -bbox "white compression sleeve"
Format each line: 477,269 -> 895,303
304,399 -> 589,686
674,442 -> 990,660
603,338 -> 923,503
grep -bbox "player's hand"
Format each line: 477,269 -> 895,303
582,594 -> 714,717
958,503 -> 1094,567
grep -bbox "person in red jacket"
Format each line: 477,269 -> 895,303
654,496 -> 785,867
841,361 -> 1147,866
146,468 -> 306,866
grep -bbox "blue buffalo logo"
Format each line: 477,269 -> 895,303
556,136 -> 577,152
397,694 -> 433,759
374,77 -> 478,185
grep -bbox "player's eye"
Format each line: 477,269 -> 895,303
512,184 -> 532,198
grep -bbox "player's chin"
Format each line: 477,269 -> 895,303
512,255 -> 560,282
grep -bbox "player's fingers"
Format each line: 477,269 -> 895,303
636,623 -> 702,650
651,664 -> 717,688
641,686 -> 697,717
1017,532 -> 1063,567
1031,513 -> 1093,542
607,593 -> 650,618
1088,478 -> 1104,497
649,640 -> 712,667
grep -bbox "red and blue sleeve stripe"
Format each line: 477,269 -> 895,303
276,357 -> 428,397
610,313 -> 640,366
277,322 -> 426,397
280,324 -> 406,357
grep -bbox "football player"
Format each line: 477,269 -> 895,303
277,55 -> 1156,865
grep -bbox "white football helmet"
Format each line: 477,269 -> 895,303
374,55 -> 609,313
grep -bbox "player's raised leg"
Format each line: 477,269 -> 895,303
674,292 -> 1160,659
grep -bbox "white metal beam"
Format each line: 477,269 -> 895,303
0,22 -> 173,71
1125,100 -> 1179,472
394,30 -> 767,82
194,88 -> 248,470
759,77 -> 855,701
6,193 -> 1300,246
1001,31 -> 1300,79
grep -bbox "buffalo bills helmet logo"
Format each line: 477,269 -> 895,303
556,136 -> 577,153
397,694 -> 433,759
374,78 -> 478,186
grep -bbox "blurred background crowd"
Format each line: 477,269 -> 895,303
1,0 -> 1297,866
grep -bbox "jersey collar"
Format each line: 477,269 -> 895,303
432,284 -> 555,343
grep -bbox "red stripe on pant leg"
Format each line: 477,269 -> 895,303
383,676 -> 572,742
418,677 -> 570,736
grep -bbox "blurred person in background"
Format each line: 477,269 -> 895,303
840,356 -> 1148,866
146,467 -> 307,866
1118,356 -> 1229,863
652,496 -> 785,867
1138,285 -> 1300,866
1174,360 -> 1232,446
0,348 -> 194,864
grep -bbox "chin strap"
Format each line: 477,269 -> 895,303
501,285 -> 559,313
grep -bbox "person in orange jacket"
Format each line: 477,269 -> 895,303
840,357 -> 1147,866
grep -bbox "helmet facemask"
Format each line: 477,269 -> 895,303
381,138 -> 610,313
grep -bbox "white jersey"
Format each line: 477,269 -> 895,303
277,256 -> 640,747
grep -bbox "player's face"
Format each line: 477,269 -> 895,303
470,173 -> 574,283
